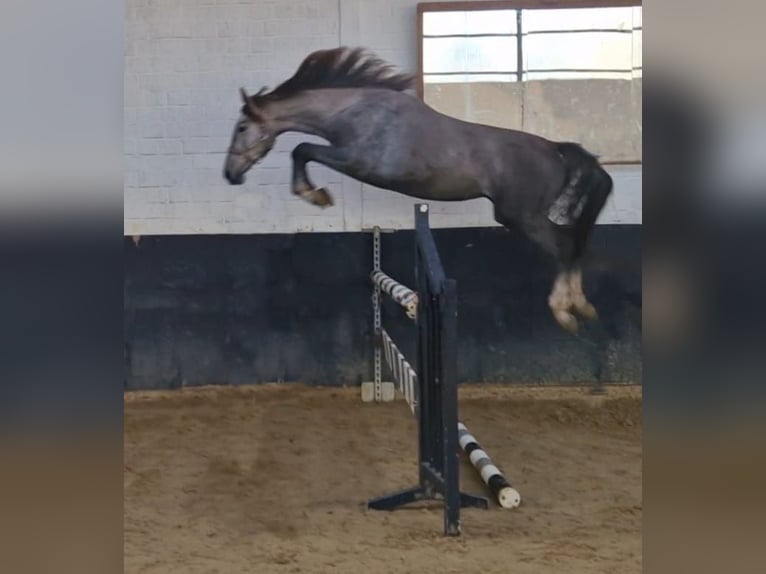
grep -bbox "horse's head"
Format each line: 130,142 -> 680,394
223,88 -> 276,185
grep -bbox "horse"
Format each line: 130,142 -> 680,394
223,46 -> 613,334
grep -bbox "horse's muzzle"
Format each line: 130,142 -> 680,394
224,169 -> 245,185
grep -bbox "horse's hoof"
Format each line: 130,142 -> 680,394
574,301 -> 598,321
311,187 -> 334,208
553,310 -> 579,334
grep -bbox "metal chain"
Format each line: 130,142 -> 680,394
373,227 -> 382,401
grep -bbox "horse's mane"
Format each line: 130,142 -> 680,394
254,47 -> 415,103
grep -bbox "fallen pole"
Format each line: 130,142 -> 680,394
457,422 -> 521,509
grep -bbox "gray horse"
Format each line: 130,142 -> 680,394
224,47 -> 613,333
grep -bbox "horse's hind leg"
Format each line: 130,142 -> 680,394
546,227 -> 596,333
569,267 -> 598,320
548,268 -> 579,333
494,205 -> 581,333
548,258 -> 597,333
529,220 -> 585,333
513,218 -> 593,333
548,156 -> 613,330
566,166 -> 613,322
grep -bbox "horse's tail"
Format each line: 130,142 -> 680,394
553,142 -> 614,260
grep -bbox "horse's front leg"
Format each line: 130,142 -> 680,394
291,143 -> 350,208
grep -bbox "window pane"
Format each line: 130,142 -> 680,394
523,32 -> 632,73
423,37 -> 517,74
632,6 -> 642,28
524,70 -> 633,81
465,10 -> 517,34
632,29 -> 642,72
521,76 -> 641,162
522,7 -> 636,32
423,11 -> 469,35
424,73 -> 516,84
423,10 -> 516,36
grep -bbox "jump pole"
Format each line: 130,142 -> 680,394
369,270 -> 418,319
457,423 -> 521,509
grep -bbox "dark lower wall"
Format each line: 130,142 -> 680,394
124,225 -> 641,390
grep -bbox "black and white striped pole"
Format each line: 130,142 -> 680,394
381,329 -> 417,414
370,270 -> 418,320
457,422 -> 521,509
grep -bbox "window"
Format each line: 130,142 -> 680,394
418,2 -> 642,163
423,10 -> 520,84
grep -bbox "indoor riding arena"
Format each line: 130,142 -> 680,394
125,1 -> 642,573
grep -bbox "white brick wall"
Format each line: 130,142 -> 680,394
125,0 -> 642,235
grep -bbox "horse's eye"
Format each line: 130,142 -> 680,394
237,123 -> 247,133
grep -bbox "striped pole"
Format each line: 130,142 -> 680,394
381,328 -> 417,414
370,270 -> 418,320
457,422 -> 521,509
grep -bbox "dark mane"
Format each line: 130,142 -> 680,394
255,46 -> 414,102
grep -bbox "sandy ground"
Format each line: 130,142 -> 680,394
124,384 -> 641,574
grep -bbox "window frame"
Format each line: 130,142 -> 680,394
416,0 -> 643,165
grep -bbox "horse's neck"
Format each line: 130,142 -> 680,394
266,90 -> 360,139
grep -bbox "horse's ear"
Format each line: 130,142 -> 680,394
239,87 -> 261,119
